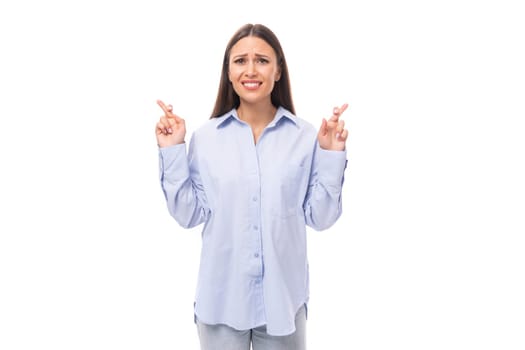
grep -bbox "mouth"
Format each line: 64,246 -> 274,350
241,81 -> 262,90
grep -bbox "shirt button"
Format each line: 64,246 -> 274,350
252,196 -> 258,202
254,253 -> 259,258
253,225 -> 258,230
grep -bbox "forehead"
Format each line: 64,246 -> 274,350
230,36 -> 276,57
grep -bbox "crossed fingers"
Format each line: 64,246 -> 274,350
329,103 -> 348,140
157,99 -> 174,115
156,99 -> 180,135
329,103 -> 348,122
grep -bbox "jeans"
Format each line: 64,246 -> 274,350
196,306 -> 307,350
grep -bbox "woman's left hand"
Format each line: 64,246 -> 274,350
317,103 -> 349,151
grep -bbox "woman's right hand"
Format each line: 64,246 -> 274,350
155,99 -> 186,147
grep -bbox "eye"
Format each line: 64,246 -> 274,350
233,58 -> 245,64
257,58 -> 269,64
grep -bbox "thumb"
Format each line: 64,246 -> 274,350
318,118 -> 328,137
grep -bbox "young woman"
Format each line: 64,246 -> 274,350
156,23 -> 349,350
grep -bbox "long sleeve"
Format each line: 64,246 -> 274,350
159,136 -> 209,228
159,107 -> 348,336
303,144 -> 347,230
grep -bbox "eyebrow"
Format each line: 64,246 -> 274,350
231,53 -> 271,60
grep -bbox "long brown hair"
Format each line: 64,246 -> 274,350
210,24 -> 295,118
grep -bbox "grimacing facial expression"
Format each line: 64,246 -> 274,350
228,36 -> 281,105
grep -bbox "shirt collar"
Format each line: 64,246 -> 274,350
216,106 -> 299,129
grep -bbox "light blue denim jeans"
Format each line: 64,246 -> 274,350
196,306 -> 307,350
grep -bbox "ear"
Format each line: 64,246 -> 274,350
275,68 -> 281,82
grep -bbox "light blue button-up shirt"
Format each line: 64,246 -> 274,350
159,107 -> 347,336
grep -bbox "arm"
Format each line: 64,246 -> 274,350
156,99 -> 209,228
303,145 -> 347,230
159,136 -> 210,229
303,103 -> 349,230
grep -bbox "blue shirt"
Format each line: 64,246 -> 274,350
159,107 -> 347,336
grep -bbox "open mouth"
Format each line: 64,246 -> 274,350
242,81 -> 262,90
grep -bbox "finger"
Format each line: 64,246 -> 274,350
330,104 -> 344,122
156,122 -> 163,135
177,117 -> 186,128
337,120 -> 345,134
336,103 -> 349,115
333,103 -> 348,117
329,111 -> 339,122
339,129 -> 349,141
156,121 -> 170,135
159,116 -> 174,134
318,118 -> 328,136
159,101 -> 184,123
159,116 -> 171,128
157,99 -> 173,116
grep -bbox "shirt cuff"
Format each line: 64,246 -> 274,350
159,143 -> 189,182
316,146 -> 347,186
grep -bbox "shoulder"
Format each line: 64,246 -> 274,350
277,107 -> 317,136
295,116 -> 316,134
192,110 -> 235,138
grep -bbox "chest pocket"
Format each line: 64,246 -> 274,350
270,163 -> 307,218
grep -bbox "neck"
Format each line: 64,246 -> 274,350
237,102 -> 277,128
237,102 -> 277,145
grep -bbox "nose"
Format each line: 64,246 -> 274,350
245,60 -> 256,76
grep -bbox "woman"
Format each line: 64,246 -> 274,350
156,23 -> 349,350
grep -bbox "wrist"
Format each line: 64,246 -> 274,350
158,140 -> 185,148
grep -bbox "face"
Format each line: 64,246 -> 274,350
228,36 -> 281,106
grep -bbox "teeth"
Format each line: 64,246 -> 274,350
243,82 -> 259,88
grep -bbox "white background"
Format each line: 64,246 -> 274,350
1,0 -> 524,349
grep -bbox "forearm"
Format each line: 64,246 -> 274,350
159,144 -> 208,228
303,147 -> 347,230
